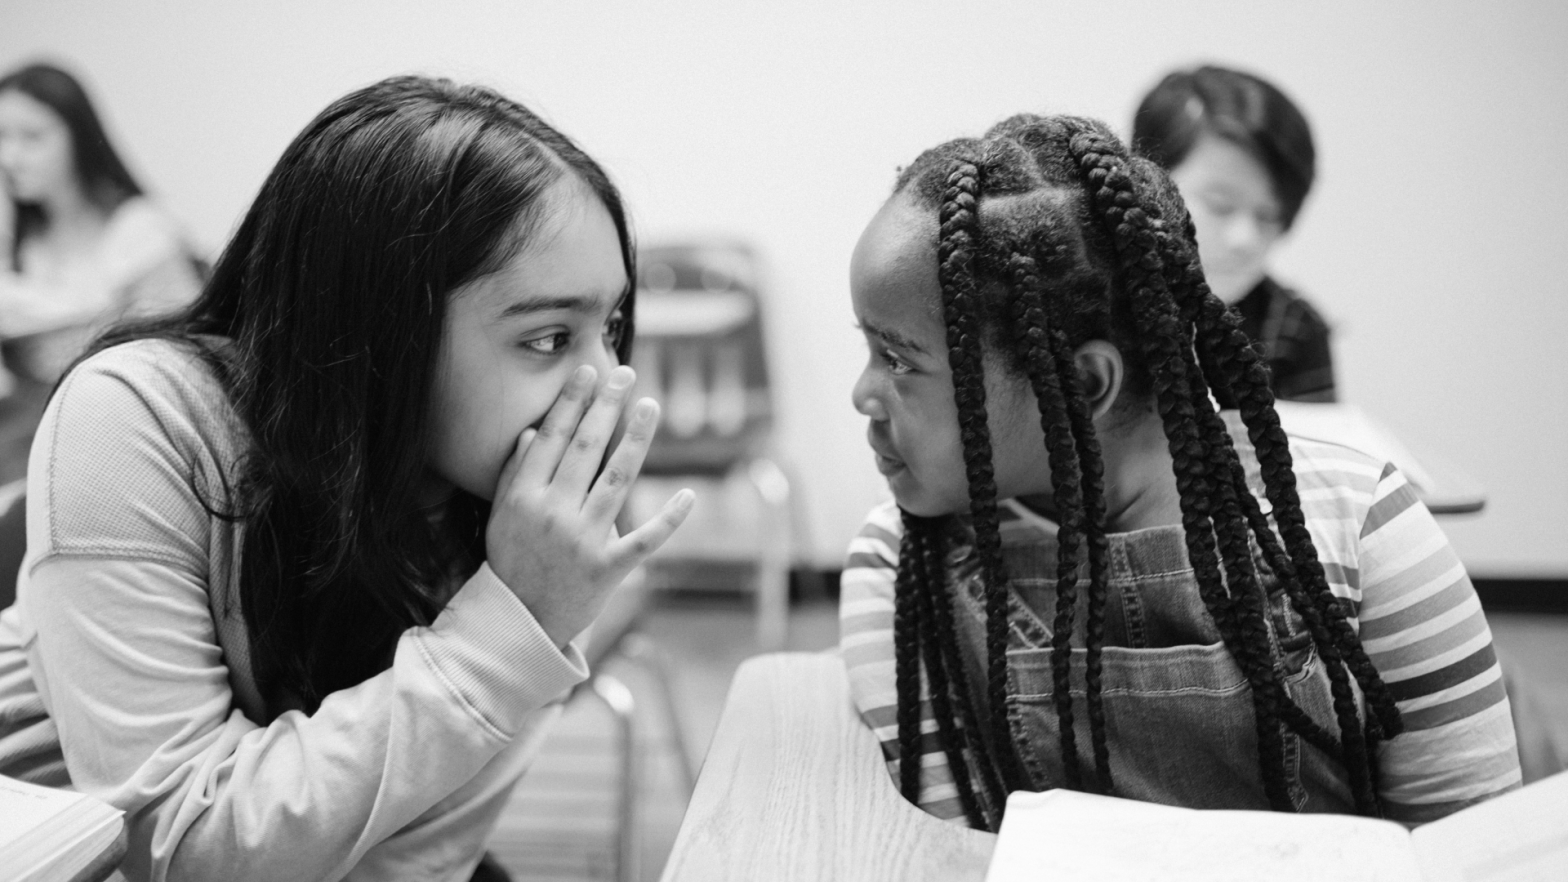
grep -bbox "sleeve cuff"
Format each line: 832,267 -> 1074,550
418,563 -> 589,736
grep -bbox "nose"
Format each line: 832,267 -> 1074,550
852,362 -> 887,421
1222,212 -> 1276,255
585,334 -> 618,379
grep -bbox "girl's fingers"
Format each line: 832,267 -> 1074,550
608,488 -> 696,572
493,427 -> 537,500
552,365 -> 636,500
582,396 -> 659,528
517,364 -> 599,487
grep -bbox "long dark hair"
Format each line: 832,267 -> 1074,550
0,62 -> 144,265
1131,64 -> 1315,230
887,114 -> 1399,830
86,75 -> 636,716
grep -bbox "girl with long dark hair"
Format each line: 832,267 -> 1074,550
840,113 -> 1518,832
0,75 -> 691,880
0,61 -> 202,390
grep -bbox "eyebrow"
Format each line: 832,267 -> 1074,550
857,318 -> 930,355
496,289 -> 624,321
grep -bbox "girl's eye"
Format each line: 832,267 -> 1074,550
879,348 -> 913,376
521,331 -> 572,355
1197,194 -> 1237,217
602,310 -> 627,348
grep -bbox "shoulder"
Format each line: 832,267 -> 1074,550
57,337 -> 229,422
106,197 -> 183,240
1261,276 -> 1332,334
30,337 -> 243,564
1225,410 -> 1392,547
100,197 -> 192,275
845,500 -> 903,572
43,337 -> 243,503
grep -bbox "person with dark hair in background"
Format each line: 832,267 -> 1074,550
0,75 -> 693,880
1132,64 -> 1335,402
839,112 -> 1518,833
0,61 -> 203,381
0,61 -> 203,482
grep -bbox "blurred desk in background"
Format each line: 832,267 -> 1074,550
1273,401 -> 1487,515
659,652 -> 995,882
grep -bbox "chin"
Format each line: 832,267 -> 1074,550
888,490 -> 961,520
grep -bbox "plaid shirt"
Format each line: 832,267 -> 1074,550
1233,277 -> 1336,402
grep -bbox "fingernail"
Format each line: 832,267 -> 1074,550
633,398 -> 658,421
676,489 -> 696,511
606,366 -> 635,390
574,365 -> 597,385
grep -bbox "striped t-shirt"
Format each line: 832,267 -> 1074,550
840,415 -> 1520,826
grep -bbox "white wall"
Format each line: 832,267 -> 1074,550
5,0 -> 1565,575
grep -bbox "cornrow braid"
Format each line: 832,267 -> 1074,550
934,160 -> 1031,798
893,523 -> 926,802
1180,365 -> 1345,759
1029,266 -> 1117,796
1066,128 -> 1301,810
1170,234 -> 1404,740
1006,251 -> 1114,794
1159,211 -> 1402,810
908,515 -> 998,829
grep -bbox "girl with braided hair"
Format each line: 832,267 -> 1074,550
841,113 -> 1519,833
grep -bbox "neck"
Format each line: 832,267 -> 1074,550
1018,404 -> 1182,533
1099,405 -> 1182,531
41,181 -> 106,236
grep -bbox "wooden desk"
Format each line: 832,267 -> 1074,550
660,652 -> 995,882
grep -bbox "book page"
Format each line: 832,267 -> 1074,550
0,774 -> 82,851
986,789 -> 1425,882
1410,771 -> 1568,882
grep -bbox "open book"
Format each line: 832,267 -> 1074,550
985,770 -> 1568,882
0,774 -> 125,882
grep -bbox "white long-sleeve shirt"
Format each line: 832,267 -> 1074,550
2,338 -> 588,881
0,197 -> 202,382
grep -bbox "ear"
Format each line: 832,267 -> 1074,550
1071,340 -> 1125,421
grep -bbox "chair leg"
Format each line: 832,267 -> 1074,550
620,632 -> 697,795
746,457 -> 792,651
588,672 -> 638,882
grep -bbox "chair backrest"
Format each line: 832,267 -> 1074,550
631,241 -> 773,475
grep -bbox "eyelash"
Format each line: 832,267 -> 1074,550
877,347 -> 913,376
519,309 -> 627,356
521,331 -> 572,355
603,310 -> 627,348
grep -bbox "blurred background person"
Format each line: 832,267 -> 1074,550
1132,64 -> 1334,402
0,61 -> 202,482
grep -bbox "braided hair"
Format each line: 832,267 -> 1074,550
886,114 -> 1401,829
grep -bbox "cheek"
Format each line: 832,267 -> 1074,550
985,378 -> 1051,495
1187,208 -> 1225,257
30,135 -> 72,179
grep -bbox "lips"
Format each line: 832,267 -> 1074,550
867,433 -> 906,476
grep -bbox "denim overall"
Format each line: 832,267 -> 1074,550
943,509 -> 1360,813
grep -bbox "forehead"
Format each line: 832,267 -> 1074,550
850,194 -> 944,331
459,179 -> 627,312
1176,132 -> 1280,206
0,90 -> 64,128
